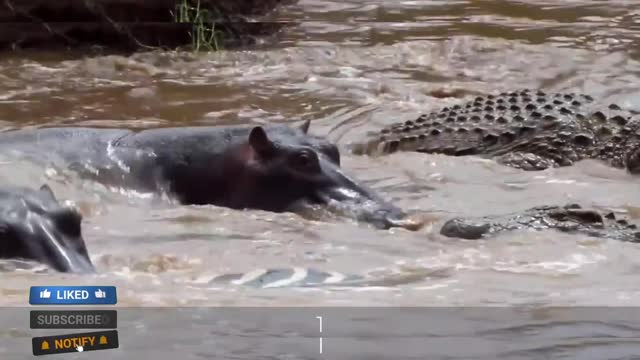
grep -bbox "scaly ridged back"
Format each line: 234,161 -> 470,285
353,89 -> 640,169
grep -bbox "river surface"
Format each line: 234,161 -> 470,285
2,0 -> 640,358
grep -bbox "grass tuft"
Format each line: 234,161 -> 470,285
172,0 -> 223,51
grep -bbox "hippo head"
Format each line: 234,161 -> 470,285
228,121 -> 423,230
0,185 -> 94,273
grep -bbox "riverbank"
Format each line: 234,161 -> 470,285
0,0 -> 292,53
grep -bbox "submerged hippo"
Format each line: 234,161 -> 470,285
0,185 -> 94,272
0,121 -> 422,230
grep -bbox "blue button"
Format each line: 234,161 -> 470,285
29,286 -> 117,305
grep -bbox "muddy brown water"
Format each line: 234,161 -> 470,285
2,0 -> 640,358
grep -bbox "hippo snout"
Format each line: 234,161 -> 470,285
51,244 -> 95,273
45,237 -> 95,274
382,212 -> 428,231
316,186 -> 426,231
28,216 -> 95,273
361,207 -> 428,231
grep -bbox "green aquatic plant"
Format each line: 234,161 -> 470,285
172,0 -> 223,51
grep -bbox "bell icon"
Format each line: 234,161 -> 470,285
99,336 -> 108,345
41,341 -> 50,350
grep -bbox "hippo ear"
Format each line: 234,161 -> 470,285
39,184 -> 57,201
299,119 -> 311,134
248,126 -> 276,157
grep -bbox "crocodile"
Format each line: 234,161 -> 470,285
440,203 -> 640,242
201,205 -> 640,289
351,89 -> 640,173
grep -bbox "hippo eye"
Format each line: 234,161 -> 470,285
290,150 -> 319,172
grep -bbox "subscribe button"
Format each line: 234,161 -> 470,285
31,310 -> 117,329
32,330 -> 119,356
29,286 -> 117,305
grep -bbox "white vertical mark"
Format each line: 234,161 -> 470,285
316,316 -> 323,354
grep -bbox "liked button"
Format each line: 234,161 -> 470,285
29,286 -> 117,305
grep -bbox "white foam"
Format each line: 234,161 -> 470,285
262,267 -> 309,288
231,268 -> 268,285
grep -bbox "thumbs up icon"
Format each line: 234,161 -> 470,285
39,289 -> 51,299
94,289 -> 106,299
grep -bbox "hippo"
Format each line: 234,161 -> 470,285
0,121 -> 422,230
0,185 -> 94,273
